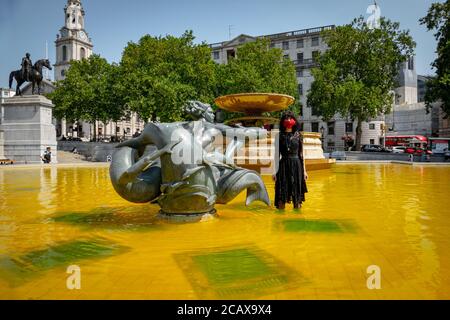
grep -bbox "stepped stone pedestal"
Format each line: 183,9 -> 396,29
0,95 -> 57,164
214,130 -> 335,173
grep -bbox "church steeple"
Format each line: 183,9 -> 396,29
55,0 -> 93,81
65,0 -> 85,30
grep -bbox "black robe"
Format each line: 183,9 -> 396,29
274,131 -> 308,207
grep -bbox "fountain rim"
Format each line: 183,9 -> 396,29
214,93 -> 295,114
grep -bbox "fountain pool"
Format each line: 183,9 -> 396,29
0,163 -> 449,299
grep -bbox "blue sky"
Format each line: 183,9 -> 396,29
0,0 -> 442,88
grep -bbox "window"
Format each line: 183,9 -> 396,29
345,122 -> 353,133
370,139 -> 375,145
282,41 -> 289,50
80,47 -> 86,59
227,50 -> 235,60
296,69 -> 304,78
408,57 -> 414,70
328,121 -> 335,135
297,52 -> 304,62
296,39 -> 304,48
298,84 -> 303,96
311,122 -> 319,133
213,51 -> 220,60
283,54 -> 290,60
62,45 -> 67,61
369,123 -> 376,130
311,104 -> 320,116
126,127 -> 131,134
61,69 -> 66,77
312,37 -> 319,46
116,127 -> 120,133
312,51 -> 319,62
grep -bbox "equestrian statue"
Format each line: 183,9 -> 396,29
9,53 -> 52,96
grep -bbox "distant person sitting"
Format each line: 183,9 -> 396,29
41,147 -> 52,164
133,130 -> 141,138
71,147 -> 78,154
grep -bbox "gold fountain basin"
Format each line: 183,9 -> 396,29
215,93 -> 295,114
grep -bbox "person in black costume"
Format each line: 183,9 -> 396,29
273,111 -> 308,209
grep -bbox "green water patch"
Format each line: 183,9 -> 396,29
277,219 -> 358,233
0,237 -> 129,287
174,245 -> 306,299
51,206 -> 163,231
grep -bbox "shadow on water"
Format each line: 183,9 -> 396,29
51,206 -> 165,231
0,237 -> 129,287
174,244 -> 308,299
275,218 -> 358,233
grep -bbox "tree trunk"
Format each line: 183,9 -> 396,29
355,118 -> 363,151
93,121 -> 97,142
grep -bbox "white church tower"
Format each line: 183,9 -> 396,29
54,0 -> 93,81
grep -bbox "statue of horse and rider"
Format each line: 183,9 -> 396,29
9,53 -> 52,96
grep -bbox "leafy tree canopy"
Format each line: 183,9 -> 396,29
118,30 -> 217,122
215,38 -> 300,118
49,54 -> 124,139
307,17 -> 415,149
420,0 -> 450,118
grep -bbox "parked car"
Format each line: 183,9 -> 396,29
361,144 -> 390,152
405,147 -> 432,155
391,146 -> 406,154
330,151 -> 347,160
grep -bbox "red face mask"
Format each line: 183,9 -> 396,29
283,118 -> 296,130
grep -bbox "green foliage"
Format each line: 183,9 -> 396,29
215,38 -> 300,117
420,0 -> 450,118
307,17 -> 415,148
50,32 -> 301,127
118,30 -> 217,122
49,54 -> 124,139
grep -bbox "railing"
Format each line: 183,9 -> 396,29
293,58 -> 318,68
261,25 -> 334,40
209,25 -> 335,49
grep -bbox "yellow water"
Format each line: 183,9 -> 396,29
0,164 -> 449,300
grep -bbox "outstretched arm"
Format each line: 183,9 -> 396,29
118,139 -> 181,184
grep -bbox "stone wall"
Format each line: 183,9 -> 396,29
57,141 -> 118,162
341,151 -> 445,162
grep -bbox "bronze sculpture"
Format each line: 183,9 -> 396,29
110,101 -> 270,219
21,53 -> 32,82
9,57 -> 52,95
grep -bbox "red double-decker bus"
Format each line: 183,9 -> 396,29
385,135 -> 428,148
385,135 -> 432,155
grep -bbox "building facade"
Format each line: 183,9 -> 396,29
54,0 -> 144,141
209,26 -> 385,152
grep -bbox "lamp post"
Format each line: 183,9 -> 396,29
320,126 -> 325,151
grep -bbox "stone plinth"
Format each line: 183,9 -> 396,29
0,130 -> 5,159
216,130 -> 335,173
0,95 -> 57,164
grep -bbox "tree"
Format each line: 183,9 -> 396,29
307,17 -> 415,150
420,0 -> 450,118
215,38 -> 300,118
118,30 -> 217,122
50,54 -> 124,141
